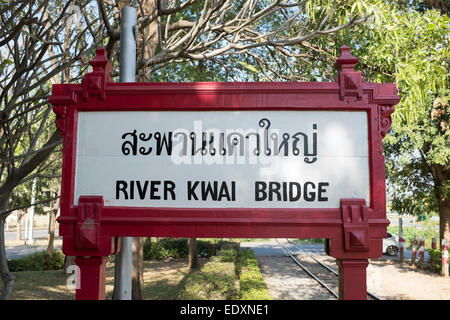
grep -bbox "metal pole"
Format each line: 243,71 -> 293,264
27,178 -> 37,244
117,5 -> 136,300
399,216 -> 404,262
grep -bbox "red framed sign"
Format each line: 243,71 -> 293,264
50,46 -> 399,300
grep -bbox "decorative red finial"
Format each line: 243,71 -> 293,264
82,47 -> 113,100
336,45 -> 363,101
88,48 -> 112,79
336,45 -> 359,70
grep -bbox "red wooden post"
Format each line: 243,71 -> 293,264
411,235 -> 417,266
431,237 -> 437,249
75,256 -> 108,300
442,240 -> 449,277
429,237 -> 437,269
337,259 -> 369,300
399,236 -> 405,262
418,236 -> 425,268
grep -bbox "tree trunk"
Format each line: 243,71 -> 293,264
46,210 -> 57,258
0,216 -> 15,300
430,163 -> 450,276
209,242 -> 217,257
188,238 -> 199,271
47,185 -> 60,258
112,252 -> 121,300
132,237 -> 144,299
438,198 -> 450,247
64,256 -> 76,274
430,164 -> 450,246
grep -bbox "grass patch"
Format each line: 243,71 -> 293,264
142,259 -> 193,300
177,243 -> 239,300
9,240 -> 272,300
10,259 -> 187,300
10,269 -> 76,300
237,249 -> 271,300
178,259 -> 238,300
177,242 -> 272,300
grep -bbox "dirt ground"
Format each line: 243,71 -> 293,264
366,258 -> 450,300
257,254 -> 450,300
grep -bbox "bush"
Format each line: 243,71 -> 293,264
429,248 -> 442,273
143,238 -> 187,260
216,248 -> 238,263
428,248 -> 450,275
143,238 -> 214,261
8,251 -> 65,272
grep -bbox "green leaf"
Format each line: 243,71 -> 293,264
236,61 -> 259,74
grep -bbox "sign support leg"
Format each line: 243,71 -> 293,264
75,256 -> 108,300
336,259 -> 368,300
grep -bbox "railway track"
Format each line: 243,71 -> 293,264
275,239 -> 381,300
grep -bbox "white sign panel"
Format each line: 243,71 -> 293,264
74,111 -> 370,208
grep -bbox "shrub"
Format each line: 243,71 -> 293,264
429,248 -> 442,273
8,251 -> 65,272
428,248 -> 450,275
143,238 -> 214,260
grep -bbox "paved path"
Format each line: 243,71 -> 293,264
6,243 -> 61,260
5,231 -> 62,260
5,229 -> 58,241
241,240 -> 334,299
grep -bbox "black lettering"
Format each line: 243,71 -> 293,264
202,181 -> 217,201
282,182 -> 287,201
136,181 -> 148,200
116,180 -> 128,199
188,181 -> 199,200
164,181 -> 176,200
255,181 -> 267,201
155,132 -> 173,155
269,182 -> 281,201
218,182 -> 231,201
289,182 -> 301,201
129,180 -> 134,199
150,181 -> 161,200
304,181 -> 316,202
318,182 -> 329,201
231,181 -> 236,201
